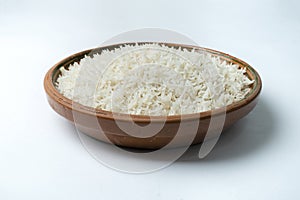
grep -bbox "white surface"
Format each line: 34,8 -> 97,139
0,0 -> 300,199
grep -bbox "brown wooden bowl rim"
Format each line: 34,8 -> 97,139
44,42 -> 262,122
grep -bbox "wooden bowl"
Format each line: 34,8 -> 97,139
44,43 -> 262,149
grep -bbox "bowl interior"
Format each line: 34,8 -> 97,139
50,43 -> 261,121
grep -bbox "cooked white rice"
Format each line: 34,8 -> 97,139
56,44 -> 254,116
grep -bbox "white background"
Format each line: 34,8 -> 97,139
1,0 -> 300,199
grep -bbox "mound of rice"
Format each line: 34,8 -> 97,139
56,44 -> 254,116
